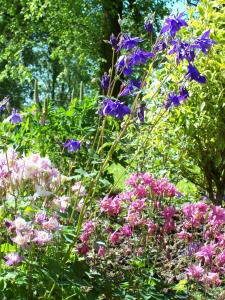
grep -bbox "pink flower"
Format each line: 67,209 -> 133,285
126,174 -> 139,187
145,220 -> 157,236
100,196 -> 121,216
11,232 -> 31,248
195,244 -> 216,264
162,206 -> 176,219
133,185 -> 147,198
177,231 -> 192,240
109,231 -> 120,245
98,246 -> 105,257
83,221 -> 95,235
126,211 -> 141,226
203,272 -> 221,286
78,244 -> 89,255
216,250 -> 225,266
163,220 -> 176,233
14,217 -> 27,231
120,225 -> 132,237
208,206 -> 225,227
130,199 -> 146,212
186,264 -> 204,280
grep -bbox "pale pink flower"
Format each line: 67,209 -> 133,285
4,252 -> 23,266
42,217 -> 59,231
53,196 -> 70,213
71,182 -> 86,197
32,230 -> 52,245
14,217 -> 27,231
11,232 -> 30,247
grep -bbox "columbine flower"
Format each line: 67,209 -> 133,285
168,40 -> 195,64
4,252 -> 23,266
119,83 -> 134,97
99,99 -> 131,120
167,87 -> 189,108
98,246 -> 105,257
161,12 -> 188,37
109,33 -> 118,50
118,34 -> 143,51
14,217 -> 27,231
63,139 -> 81,152
100,196 -> 121,216
203,272 -> 221,286
137,104 -> 145,123
195,244 -> 216,264
10,109 -> 22,124
115,55 -> 133,76
32,230 -> 52,246
186,264 -> 204,280
193,30 -> 217,55
186,64 -> 206,84
155,39 -> 167,52
130,49 -> 155,66
101,72 -> 110,94
144,19 -> 153,33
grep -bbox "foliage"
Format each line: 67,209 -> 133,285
142,0 -> 225,204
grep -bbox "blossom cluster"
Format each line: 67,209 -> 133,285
0,148 -> 63,193
78,172 -> 225,290
0,149 -> 87,267
99,12 -> 216,119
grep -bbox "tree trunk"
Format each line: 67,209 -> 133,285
100,0 -> 123,97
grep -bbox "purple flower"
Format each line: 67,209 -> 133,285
10,109 -> 22,124
161,13 -> 188,37
144,20 -> 153,33
130,49 -> 155,66
193,30 -> 217,55
109,33 -> 118,50
101,72 -> 110,94
118,34 -> 143,51
137,104 -> 146,123
167,87 -> 189,108
186,64 -> 206,84
119,83 -> 134,97
4,252 -> 23,266
155,39 -> 167,52
168,40 -> 195,64
63,139 -> 81,152
119,80 -> 142,98
115,55 -> 133,76
99,98 -> 131,120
